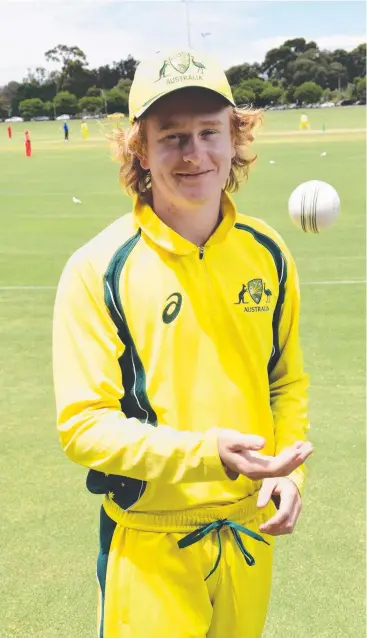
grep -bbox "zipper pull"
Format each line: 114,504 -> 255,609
199,246 -> 204,260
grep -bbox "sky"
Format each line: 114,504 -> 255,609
0,0 -> 365,85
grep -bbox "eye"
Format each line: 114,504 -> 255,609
165,133 -> 179,141
202,129 -> 218,137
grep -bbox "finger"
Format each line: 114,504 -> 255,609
287,498 -> 302,529
235,450 -> 297,480
260,501 -> 299,536
260,485 -> 302,535
294,441 -> 313,460
237,434 -> 265,451
272,442 -> 313,476
259,504 -> 297,535
233,442 -> 312,481
234,451 -> 278,478
259,485 -> 297,533
268,447 -> 304,477
257,479 -> 277,508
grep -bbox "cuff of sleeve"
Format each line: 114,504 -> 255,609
202,428 -> 238,482
287,466 -> 305,495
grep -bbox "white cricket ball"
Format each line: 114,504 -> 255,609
288,180 -> 340,233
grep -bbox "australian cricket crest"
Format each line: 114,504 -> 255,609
155,52 -> 206,82
170,52 -> 191,74
234,279 -> 272,313
248,279 -> 263,305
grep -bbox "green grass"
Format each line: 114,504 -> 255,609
0,108 -> 365,638
261,104 -> 366,132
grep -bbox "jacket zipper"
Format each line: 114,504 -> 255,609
198,246 -> 217,319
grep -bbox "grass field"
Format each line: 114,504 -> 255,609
0,106 -> 365,638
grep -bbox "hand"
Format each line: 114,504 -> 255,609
218,429 -> 313,481
257,477 -> 302,536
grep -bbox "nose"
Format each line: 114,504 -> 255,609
182,135 -> 204,166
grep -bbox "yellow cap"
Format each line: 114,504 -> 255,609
129,48 -> 235,122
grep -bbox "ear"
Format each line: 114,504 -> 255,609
138,153 -> 150,171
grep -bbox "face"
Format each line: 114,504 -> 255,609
140,88 -> 235,210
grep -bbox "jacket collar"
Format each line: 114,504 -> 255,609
133,190 -> 237,255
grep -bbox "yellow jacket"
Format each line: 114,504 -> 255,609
53,191 -> 309,513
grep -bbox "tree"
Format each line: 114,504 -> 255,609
45,44 -> 87,68
62,63 -> 97,98
259,85 -> 283,106
262,45 -> 296,80
113,55 -> 139,80
86,86 -> 102,97
105,88 -> 128,114
44,45 -> 88,91
19,98 -> 45,119
0,97 -> 8,119
0,81 -> 20,115
323,87 -> 333,102
286,48 -> 346,90
349,44 -> 366,81
232,86 -> 255,106
283,38 -> 308,54
238,79 -> 265,98
23,67 -> 48,85
355,77 -> 366,102
116,78 -> 132,94
327,62 -> 348,91
285,85 -> 296,103
78,96 -> 103,114
294,81 -> 323,104
44,101 -> 55,117
226,63 -> 262,86
95,57 -> 139,90
96,64 -> 120,90
53,91 -> 78,115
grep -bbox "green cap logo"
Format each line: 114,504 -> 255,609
156,52 -> 206,83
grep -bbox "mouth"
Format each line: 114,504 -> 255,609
175,170 -> 213,178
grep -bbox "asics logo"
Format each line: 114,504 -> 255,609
162,293 -> 182,324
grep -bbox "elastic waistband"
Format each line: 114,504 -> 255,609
103,492 -> 274,533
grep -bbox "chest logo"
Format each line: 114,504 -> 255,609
163,293 -> 183,324
234,280 -> 272,312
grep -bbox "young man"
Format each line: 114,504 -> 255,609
53,48 -> 312,638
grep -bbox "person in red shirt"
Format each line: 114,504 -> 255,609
24,130 -> 32,157
7,125 -> 12,139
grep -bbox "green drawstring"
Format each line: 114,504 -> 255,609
177,518 -> 269,581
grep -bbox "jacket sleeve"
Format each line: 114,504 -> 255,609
53,253 -> 228,486
269,251 -> 310,494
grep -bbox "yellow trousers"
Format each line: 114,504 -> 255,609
97,494 -> 275,638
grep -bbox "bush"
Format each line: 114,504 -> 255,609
78,96 -> 104,114
105,88 -> 128,114
232,87 -> 256,106
259,85 -> 283,106
294,81 -> 323,104
19,98 -> 45,119
53,91 -> 78,115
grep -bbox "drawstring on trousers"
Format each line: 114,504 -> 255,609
178,518 -> 269,581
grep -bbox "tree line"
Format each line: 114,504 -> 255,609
0,39 -> 365,120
